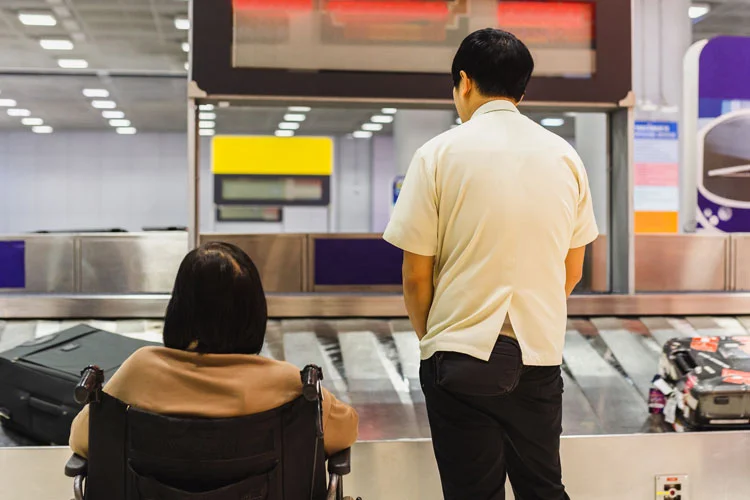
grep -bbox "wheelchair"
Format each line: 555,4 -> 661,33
65,364 -> 361,500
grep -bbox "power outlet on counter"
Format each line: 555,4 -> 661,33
656,475 -> 688,500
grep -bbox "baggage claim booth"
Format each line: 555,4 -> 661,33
1,1 -> 749,499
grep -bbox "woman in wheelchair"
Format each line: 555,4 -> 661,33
69,241 -> 359,460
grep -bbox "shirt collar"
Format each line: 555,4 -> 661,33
471,99 -> 519,120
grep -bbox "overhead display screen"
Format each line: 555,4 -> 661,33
232,0 -> 596,77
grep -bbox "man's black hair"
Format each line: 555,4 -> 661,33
163,241 -> 267,355
451,28 -> 535,102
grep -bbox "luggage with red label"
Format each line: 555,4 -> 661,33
658,336 -> 750,431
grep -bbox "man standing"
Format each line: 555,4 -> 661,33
383,29 -> 598,500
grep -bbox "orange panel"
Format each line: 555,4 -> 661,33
635,211 -> 679,234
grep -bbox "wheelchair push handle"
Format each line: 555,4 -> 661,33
301,364 -> 324,402
74,365 -> 104,405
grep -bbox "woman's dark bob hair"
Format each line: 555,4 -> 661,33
163,241 -> 267,355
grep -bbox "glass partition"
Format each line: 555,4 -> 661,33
197,102 -> 611,292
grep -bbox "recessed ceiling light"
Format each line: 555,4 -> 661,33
102,110 -> 124,119
32,125 -> 53,134
109,119 -> 131,127
199,129 -> 215,137
381,108 -> 398,114
199,121 -> 215,129
91,100 -> 117,109
455,117 -> 462,125
116,127 -> 137,135
199,112 -> 216,120
362,123 -> 383,132
283,113 -> 306,122
275,130 -> 295,137
371,115 -> 394,124
541,118 -> 565,127
184,61 -> 189,71
83,88 -> 109,98
181,42 -> 190,53
174,16 -> 190,30
689,3 -> 710,19
353,131 -> 373,139
40,39 -> 73,50
21,117 -> 44,126
57,58 -> 88,69
288,106 -> 311,113
0,99 -> 17,107
278,122 -> 300,130
8,109 -> 31,117
18,12 -> 57,26
218,101 -> 230,108
199,104 -> 214,111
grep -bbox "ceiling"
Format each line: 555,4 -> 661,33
0,0 -> 747,135
692,0 -> 750,40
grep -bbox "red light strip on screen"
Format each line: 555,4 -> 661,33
233,0 -> 313,11
497,2 -> 593,30
326,1 -> 450,19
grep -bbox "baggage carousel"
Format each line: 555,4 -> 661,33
1,316 -> 749,447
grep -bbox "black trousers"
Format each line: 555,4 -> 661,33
420,336 -> 569,500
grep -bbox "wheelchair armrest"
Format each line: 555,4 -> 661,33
327,448 -> 351,476
65,454 -> 88,478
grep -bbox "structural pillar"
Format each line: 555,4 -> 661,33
393,109 -> 455,175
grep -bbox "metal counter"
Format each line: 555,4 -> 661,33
2,292 -> 750,320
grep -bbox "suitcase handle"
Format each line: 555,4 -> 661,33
672,349 -> 697,375
28,397 -> 70,417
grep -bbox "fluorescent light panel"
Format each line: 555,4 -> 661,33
288,106 -> 311,113
8,109 -> 31,117
361,123 -> 383,132
19,12 -> 57,26
102,110 -> 124,119
182,42 -> 190,53
275,130 -> 294,137
91,100 -> 116,109
199,129 -> 215,137
371,115 -> 394,124
0,99 -> 17,107
58,58 -> 88,69
40,39 -> 73,50
32,126 -> 53,134
116,127 -> 137,135
174,17 -> 190,30
109,119 -> 131,127
22,117 -> 44,126
689,4 -> 710,19
199,104 -> 214,111
353,131 -> 373,139
541,118 -> 565,127
381,108 -> 398,114
278,122 -> 300,130
199,112 -> 216,120
199,121 -> 215,129
83,88 -> 109,98
283,113 -> 306,122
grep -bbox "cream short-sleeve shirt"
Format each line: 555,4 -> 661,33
383,100 -> 598,366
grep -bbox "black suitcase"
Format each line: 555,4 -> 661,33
0,324 -> 157,444
659,335 -> 750,431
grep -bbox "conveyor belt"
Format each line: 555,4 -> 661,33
1,317 -> 748,447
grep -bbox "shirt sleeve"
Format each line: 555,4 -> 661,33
321,388 -> 359,456
383,150 -> 439,256
570,158 -> 599,249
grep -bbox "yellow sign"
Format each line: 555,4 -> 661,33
212,136 -> 333,176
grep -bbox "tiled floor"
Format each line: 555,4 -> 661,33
1,316 -> 748,446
